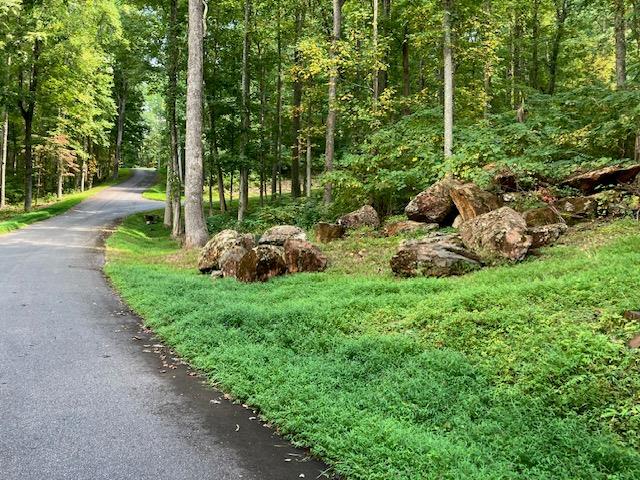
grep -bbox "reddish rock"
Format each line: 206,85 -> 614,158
628,335 -> 640,349
236,245 -> 287,283
459,207 -> 532,261
198,229 -> 255,273
553,196 -> 598,224
623,311 -> 640,320
404,178 -> 460,224
338,205 -> 380,229
382,220 -> 438,237
561,164 -> 640,194
523,207 -> 565,227
283,239 -> 328,273
219,245 -> 250,278
391,233 -> 481,277
450,183 -> 502,221
528,223 -> 568,249
259,225 -> 307,246
314,222 -> 345,243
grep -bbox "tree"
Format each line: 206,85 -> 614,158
443,0 -> 454,158
615,0 -> 627,88
237,0 -> 252,222
183,0 -> 209,248
324,0 -> 346,204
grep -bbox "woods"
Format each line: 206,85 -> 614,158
2,0 -> 640,234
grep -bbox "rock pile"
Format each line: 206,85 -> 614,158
198,225 -> 327,282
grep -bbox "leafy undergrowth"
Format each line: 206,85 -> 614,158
105,214 -> 640,479
0,168 -> 132,235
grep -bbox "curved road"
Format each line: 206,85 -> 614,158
0,170 -> 329,479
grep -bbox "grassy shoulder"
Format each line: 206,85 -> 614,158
105,214 -> 640,479
0,168 -> 133,235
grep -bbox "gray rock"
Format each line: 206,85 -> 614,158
258,225 -> 307,246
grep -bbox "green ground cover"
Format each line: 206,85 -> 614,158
105,213 -> 640,479
0,168 -> 132,235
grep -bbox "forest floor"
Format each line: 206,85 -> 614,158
104,203 -> 640,479
0,168 -> 133,235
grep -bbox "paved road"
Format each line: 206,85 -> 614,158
0,170 -> 329,480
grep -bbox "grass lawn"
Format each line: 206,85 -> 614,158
105,213 -> 640,479
0,168 -> 133,235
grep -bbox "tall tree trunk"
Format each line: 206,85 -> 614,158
306,100 -> 312,198
402,23 -> 410,114
272,2 -> 283,200
372,0 -> 380,106
183,0 -> 209,248
378,0 -> 391,93
238,0 -> 252,222
615,0 -> 627,88
548,0 -> 569,95
258,44 -> 267,207
114,88 -> 126,180
324,0 -> 345,204
530,0 -> 540,90
0,104 -> 7,209
209,109 -> 226,213
291,9 -> 303,198
20,39 -> 41,212
443,0 -> 454,158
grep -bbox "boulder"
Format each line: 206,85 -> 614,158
553,196 -> 598,224
528,223 -> 568,249
283,239 -> 328,273
236,245 -> 287,283
219,245 -> 250,279
459,207 -> 532,261
522,207 -> 565,227
450,183 -> 502,221
405,178 -> 460,224
259,225 -> 307,246
198,229 -> 255,273
210,270 -> 223,279
561,164 -> 640,194
338,205 -> 380,229
452,215 -> 463,229
314,222 -> 345,243
382,220 -> 438,237
391,233 -> 481,277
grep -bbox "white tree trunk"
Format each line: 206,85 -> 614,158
443,0 -> 454,158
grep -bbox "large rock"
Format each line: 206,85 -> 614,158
391,233 -> 481,277
219,245 -> 250,278
459,207 -> 532,261
405,178 -> 460,224
523,207 -> 565,227
236,245 -> 287,283
561,164 -> 640,194
198,229 -> 255,273
338,205 -> 380,229
528,223 -> 568,249
314,222 -> 345,243
258,225 -> 307,246
553,196 -> 598,224
283,239 -> 328,273
450,183 -> 502,221
382,220 -> 438,237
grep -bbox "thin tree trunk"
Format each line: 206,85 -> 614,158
20,39 -> 41,212
372,0 -> 379,105
0,105 -> 7,209
258,43 -> 267,207
114,89 -> 126,180
209,109 -> 226,213
615,0 -> 627,88
324,0 -> 344,204
291,9 -> 303,198
183,0 -> 209,248
548,0 -> 569,95
530,0 -> 540,90
402,23 -> 410,115
238,0 -> 251,222
306,102 -> 312,198
443,0 -> 454,158
57,157 -> 63,199
272,2 -> 282,200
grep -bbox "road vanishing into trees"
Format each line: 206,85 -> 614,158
0,169 -> 328,480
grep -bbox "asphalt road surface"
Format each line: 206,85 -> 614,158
0,169 -> 330,480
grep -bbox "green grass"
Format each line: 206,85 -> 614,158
105,214 -> 640,479
0,168 -> 133,235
